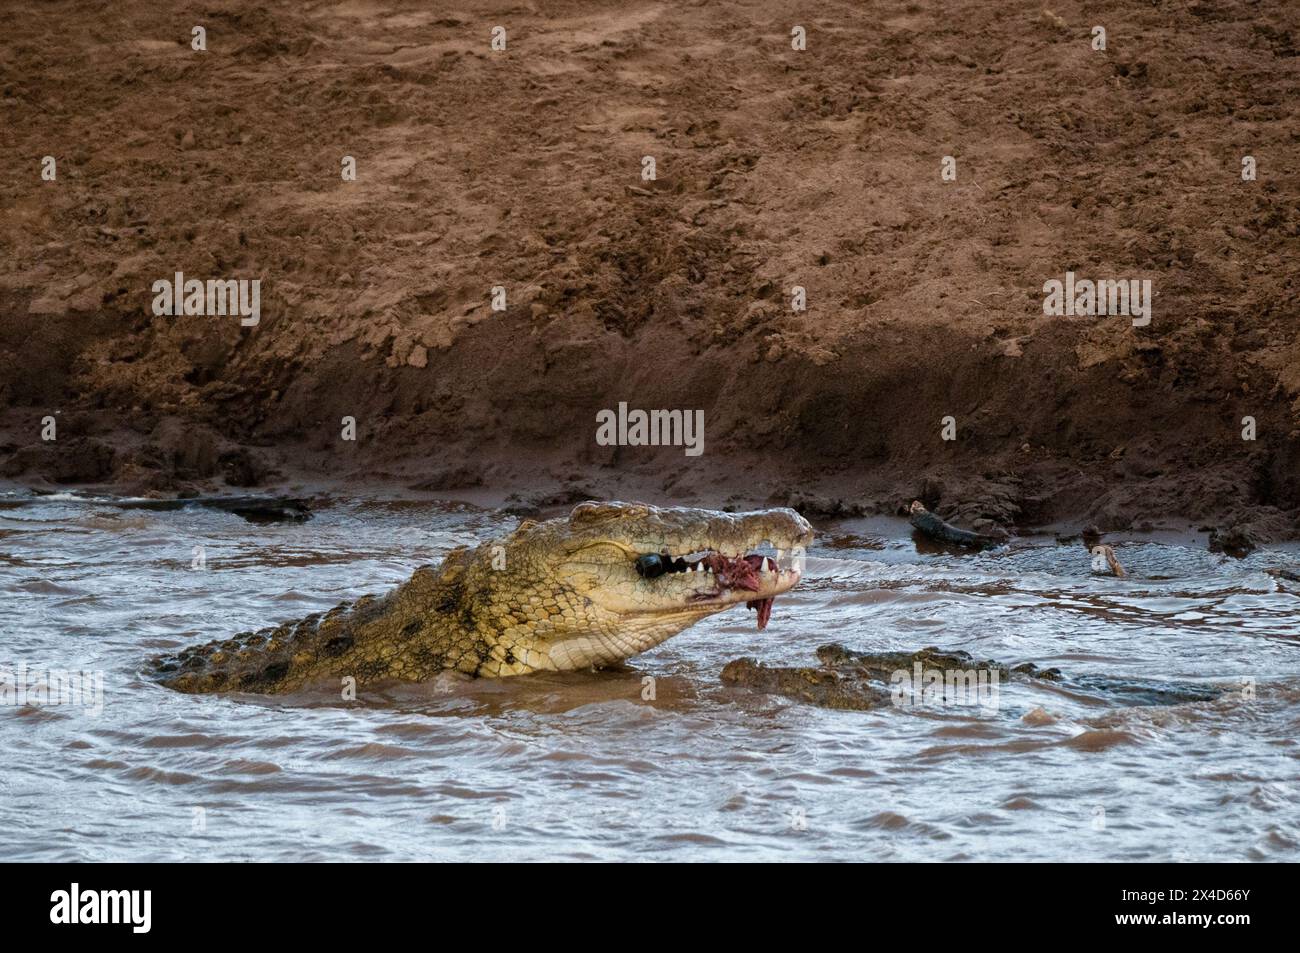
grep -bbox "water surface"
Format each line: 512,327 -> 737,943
2,493 -> 1298,861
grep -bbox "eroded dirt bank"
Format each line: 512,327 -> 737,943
1,0 -> 1298,540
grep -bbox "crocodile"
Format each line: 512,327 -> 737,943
151,501 -> 813,694
721,643 -> 1227,711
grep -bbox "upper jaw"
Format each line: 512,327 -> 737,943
653,507 -> 813,557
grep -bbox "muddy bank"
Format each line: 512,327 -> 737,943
1,0 -> 1298,541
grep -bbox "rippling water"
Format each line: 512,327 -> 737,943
2,492 -> 1298,861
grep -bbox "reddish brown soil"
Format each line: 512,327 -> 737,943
1,1 -> 1298,539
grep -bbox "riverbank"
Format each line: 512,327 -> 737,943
2,0 -> 1297,542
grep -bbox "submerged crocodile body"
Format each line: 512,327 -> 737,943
722,644 -> 1227,711
152,502 -> 813,694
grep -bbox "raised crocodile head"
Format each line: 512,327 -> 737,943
466,501 -> 815,672
153,501 -> 815,692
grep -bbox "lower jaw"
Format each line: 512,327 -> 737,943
691,593 -> 782,630
645,553 -> 799,631
692,574 -> 799,631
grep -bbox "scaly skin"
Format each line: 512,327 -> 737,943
722,644 -> 1225,710
152,501 -> 813,694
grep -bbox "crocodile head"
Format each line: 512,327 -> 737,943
485,501 -> 814,671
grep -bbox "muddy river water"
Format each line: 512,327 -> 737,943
2,493 -> 1298,861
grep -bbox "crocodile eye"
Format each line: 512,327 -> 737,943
635,554 -> 667,579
